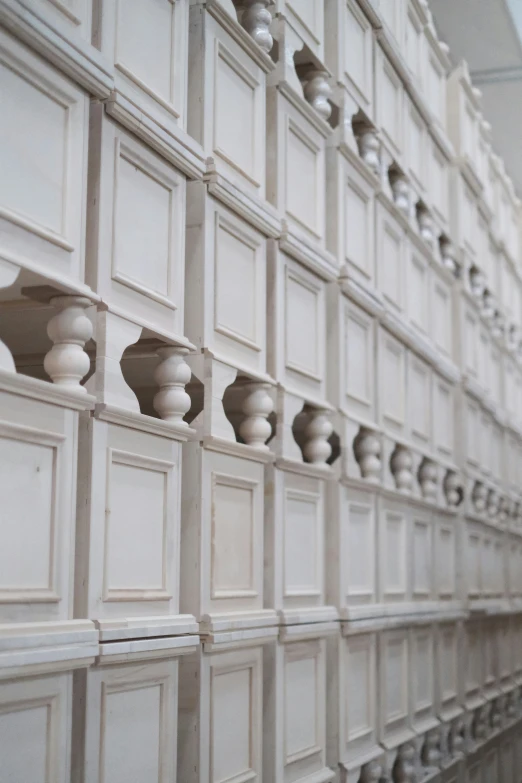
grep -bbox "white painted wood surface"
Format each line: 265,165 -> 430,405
0,0 -> 522,781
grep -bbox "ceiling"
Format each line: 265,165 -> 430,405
431,0 -> 522,195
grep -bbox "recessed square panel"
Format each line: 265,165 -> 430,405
0,702 -> 51,783
464,309 -> 477,376
115,0 -> 175,105
434,379 -> 453,456
380,61 -> 401,150
467,763 -> 481,783
467,533 -> 480,596
510,545 -> 520,595
0,61 -> 68,235
440,628 -> 457,702
285,270 -> 321,380
215,217 -> 259,348
345,308 -> 373,407
478,329 -> 489,391
483,751 -> 498,781
413,633 -> 432,711
344,3 -> 369,96
215,44 -> 258,181
408,252 -> 428,333
490,349 -> 501,407
212,667 -> 253,783
346,501 -> 374,598
465,399 -> 479,464
494,541 -> 503,595
408,106 -> 424,185
380,333 -> 405,428
384,511 -> 406,597
483,625 -> 496,683
431,144 -> 448,218
438,527 -> 455,596
286,0 -> 319,41
0,32 -> 87,283
409,358 -> 430,443
478,415 -> 491,476
102,684 -> 163,783
345,637 -> 373,742
482,538 -> 492,595
114,152 -> 173,297
286,121 -> 319,233
380,221 -> 402,308
405,12 -> 421,78
284,490 -> 320,597
428,56 -> 445,125
514,621 -> 522,672
413,520 -> 431,597
431,278 -> 452,354
284,654 -> 317,762
463,103 -> 476,162
345,180 -> 370,274
384,637 -> 408,722
105,452 -> 170,596
501,744 -> 514,782
378,0 -> 399,37
212,476 -> 255,597
499,625 -> 511,679
0,436 -> 56,596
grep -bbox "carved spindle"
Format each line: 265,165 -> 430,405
438,723 -> 451,766
490,698 -> 503,730
239,382 -> 273,449
357,128 -> 380,176
390,445 -> 413,494
240,0 -> 273,53
302,69 -> 332,120
303,409 -> 333,464
422,729 -> 441,769
390,174 -> 409,215
469,266 -> 485,300
440,239 -> 458,276
487,489 -> 499,519
473,705 -> 489,741
449,718 -> 465,757
506,692 -> 517,720
493,309 -> 505,339
0,259 -> 21,372
418,457 -> 438,500
508,324 -> 520,351
153,346 -> 192,425
481,704 -> 491,738
498,496 -> 509,524
353,427 -> 381,482
43,295 -> 93,391
393,743 -> 416,783
471,481 -> 488,513
443,470 -> 462,508
360,760 -> 383,783
417,206 -> 435,247
482,288 -> 495,320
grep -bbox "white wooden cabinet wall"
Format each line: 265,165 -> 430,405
1,0 -> 522,781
